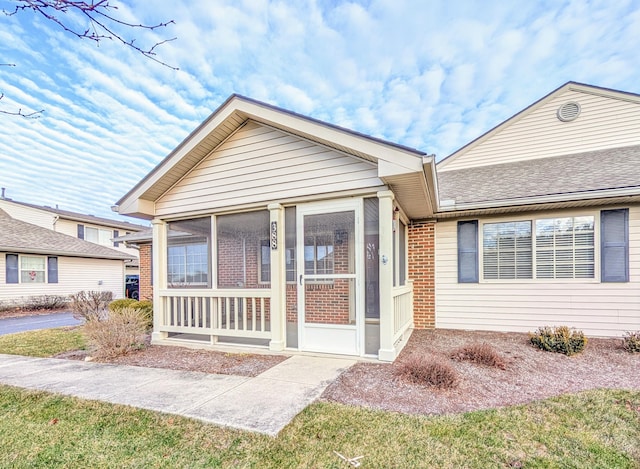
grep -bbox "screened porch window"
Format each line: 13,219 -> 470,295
167,217 -> 211,288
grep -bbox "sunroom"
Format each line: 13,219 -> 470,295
116,95 -> 437,361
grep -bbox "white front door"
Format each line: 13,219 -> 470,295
296,199 -> 363,355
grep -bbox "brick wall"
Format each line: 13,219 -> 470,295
139,243 -> 153,301
408,221 -> 435,329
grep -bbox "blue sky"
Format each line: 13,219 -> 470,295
1,0 -> 639,221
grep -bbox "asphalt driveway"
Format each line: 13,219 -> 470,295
0,312 -> 81,336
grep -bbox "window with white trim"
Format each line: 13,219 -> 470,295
167,217 -> 211,288
20,256 -> 46,283
535,216 -> 594,279
259,240 -> 296,283
85,226 -> 114,247
479,216 -> 595,280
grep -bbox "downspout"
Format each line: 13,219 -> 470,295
52,215 -> 59,231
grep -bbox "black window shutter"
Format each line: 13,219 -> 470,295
47,257 -> 58,284
113,230 -> 120,247
601,209 -> 629,282
77,224 -> 84,239
6,254 -> 18,284
458,220 -> 479,283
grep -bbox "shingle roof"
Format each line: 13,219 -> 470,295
0,209 -> 135,260
437,144 -> 640,206
0,198 -> 148,231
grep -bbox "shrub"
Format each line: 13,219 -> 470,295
131,300 -> 153,329
451,342 -> 506,369
70,291 -> 113,322
0,295 -> 68,314
83,307 -> 148,358
529,326 -> 587,356
395,354 -> 459,389
622,331 -> 640,353
108,299 -> 137,313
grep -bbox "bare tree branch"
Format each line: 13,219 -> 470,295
4,0 -> 178,69
0,93 -> 44,118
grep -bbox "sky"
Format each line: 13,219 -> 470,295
0,0 -> 639,222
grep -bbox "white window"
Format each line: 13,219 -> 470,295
85,227 -> 113,247
481,216 -> 594,280
483,221 -> 532,279
168,243 -> 208,286
535,216 -> 594,279
20,256 -> 46,283
259,241 -> 296,283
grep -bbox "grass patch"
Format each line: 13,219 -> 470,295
0,328 -> 85,357
0,386 -> 638,468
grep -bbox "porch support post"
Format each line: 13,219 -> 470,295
268,203 -> 286,351
151,218 -> 168,342
378,191 -> 396,361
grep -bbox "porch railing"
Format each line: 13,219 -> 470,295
392,280 -> 413,342
157,289 -> 271,340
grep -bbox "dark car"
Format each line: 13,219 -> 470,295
125,275 -> 140,300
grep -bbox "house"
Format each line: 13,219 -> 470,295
0,208 -> 135,304
116,82 -> 640,361
0,195 -> 147,277
435,82 -> 640,337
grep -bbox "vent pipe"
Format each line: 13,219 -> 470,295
1,188 -> 5,199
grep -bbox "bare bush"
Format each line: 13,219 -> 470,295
83,307 -> 148,358
25,295 -> 69,311
623,331 -> 640,353
70,291 -> 113,322
451,342 -> 506,369
395,354 -> 459,389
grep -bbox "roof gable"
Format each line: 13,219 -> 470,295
438,82 -> 640,171
118,94 -> 436,220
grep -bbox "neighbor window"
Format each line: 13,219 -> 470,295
459,211 -> 625,283
84,226 -> 114,247
5,255 -> 58,284
20,256 -> 46,283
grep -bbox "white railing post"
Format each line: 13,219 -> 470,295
268,203 -> 286,351
151,219 -> 168,342
378,191 -> 396,361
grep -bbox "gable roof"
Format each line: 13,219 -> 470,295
117,94 -> 437,220
0,209 -> 135,260
0,198 -> 148,231
438,144 -> 640,212
438,81 -> 640,171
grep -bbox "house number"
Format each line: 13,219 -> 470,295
270,221 -> 278,250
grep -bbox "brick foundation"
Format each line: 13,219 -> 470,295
408,221 -> 435,329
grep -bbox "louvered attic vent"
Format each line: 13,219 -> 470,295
557,101 -> 581,122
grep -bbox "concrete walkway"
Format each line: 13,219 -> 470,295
0,353 -> 355,436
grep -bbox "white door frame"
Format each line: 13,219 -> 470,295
296,198 -> 364,355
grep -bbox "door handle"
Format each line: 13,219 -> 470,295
299,274 -> 303,286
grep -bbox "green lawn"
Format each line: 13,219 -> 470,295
0,327 -> 85,357
0,386 -> 638,468
1,329 -> 638,467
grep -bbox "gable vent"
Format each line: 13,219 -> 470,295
557,101 -> 581,122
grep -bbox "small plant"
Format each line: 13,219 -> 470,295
24,295 -> 69,311
395,354 -> 459,389
70,291 -> 113,322
131,300 -> 153,329
451,342 -> 506,369
529,326 -> 587,356
83,307 -> 148,358
622,331 -> 640,353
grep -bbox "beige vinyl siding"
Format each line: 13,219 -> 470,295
434,206 -> 640,337
0,200 -> 55,229
0,256 -> 125,302
155,121 -> 383,216
440,89 -> 640,171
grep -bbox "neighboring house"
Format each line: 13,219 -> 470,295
0,196 -> 147,276
0,208 -> 135,303
116,82 -> 640,361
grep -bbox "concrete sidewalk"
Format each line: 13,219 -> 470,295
0,353 -> 355,436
